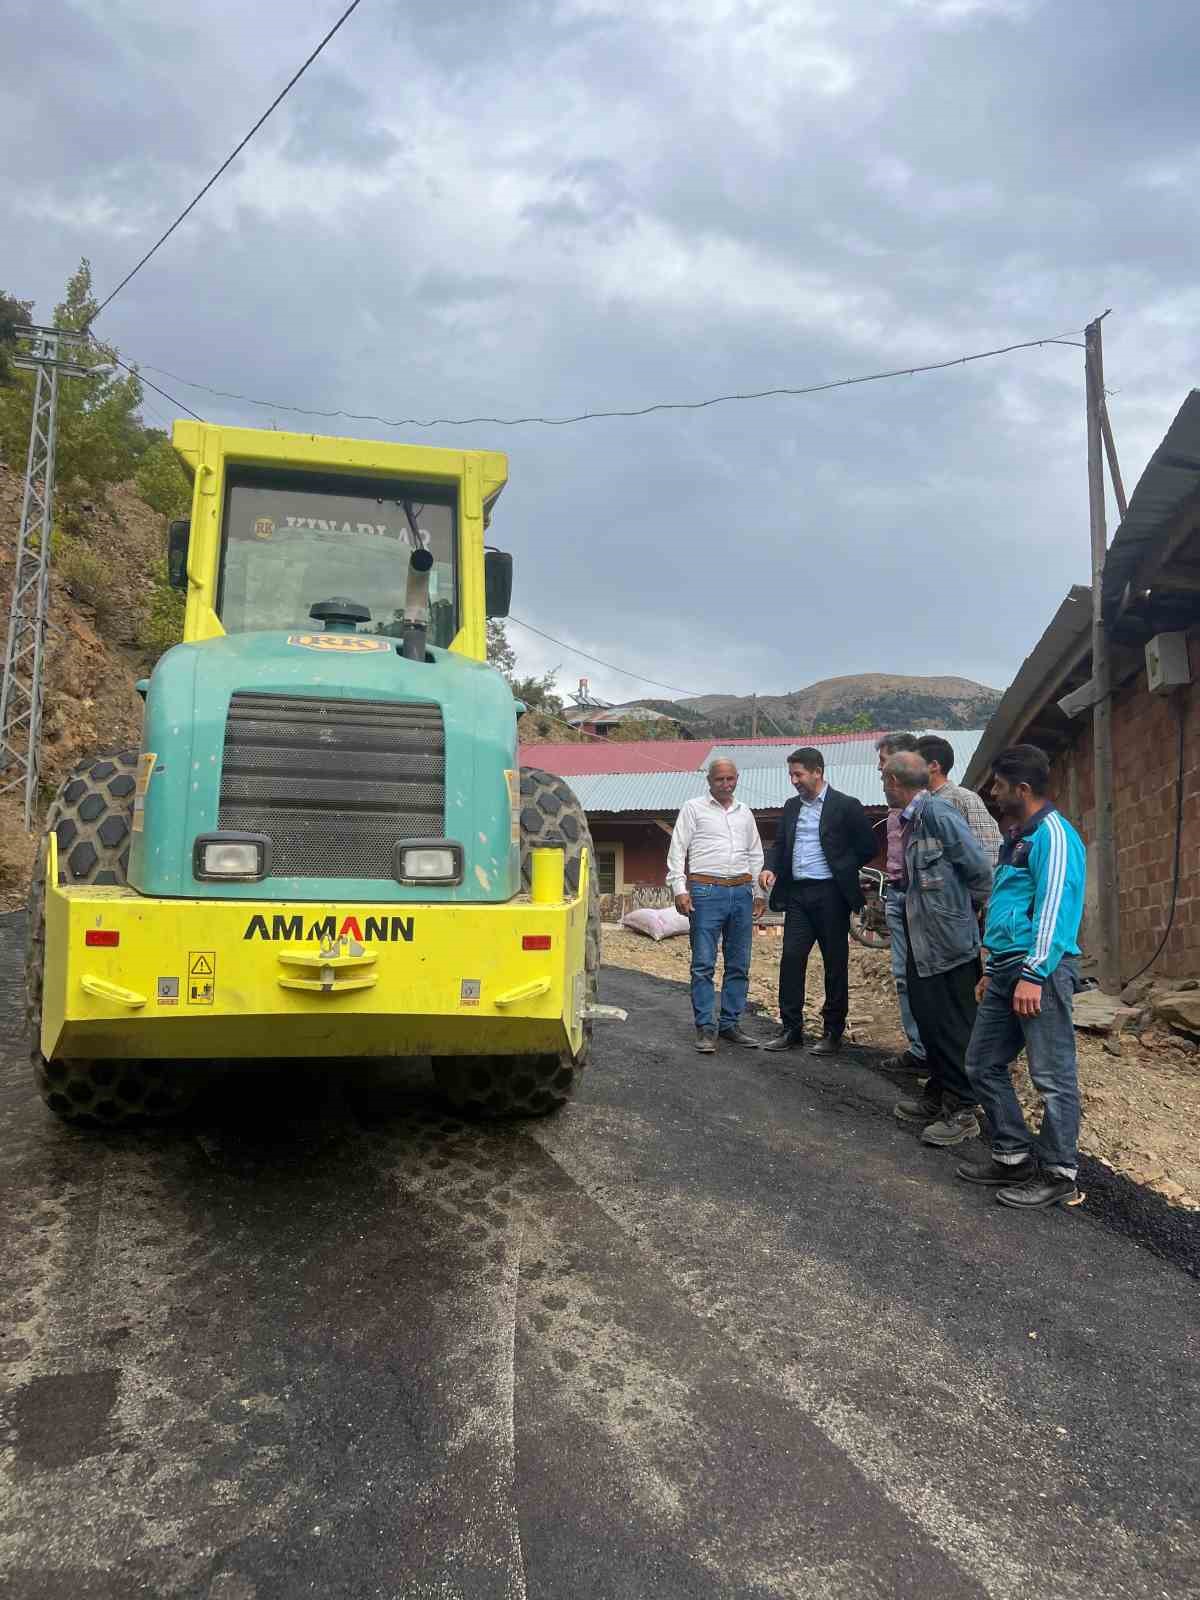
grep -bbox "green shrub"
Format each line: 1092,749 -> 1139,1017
135,437 -> 191,520
138,559 -> 186,661
57,536 -> 121,628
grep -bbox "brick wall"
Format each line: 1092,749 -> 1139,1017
1048,629 -> 1200,979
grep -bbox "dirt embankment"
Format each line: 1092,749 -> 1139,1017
0,465 -> 162,907
603,924 -> 1200,1211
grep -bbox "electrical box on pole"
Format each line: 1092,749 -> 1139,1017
0,326 -> 88,827
1146,632 -> 1192,696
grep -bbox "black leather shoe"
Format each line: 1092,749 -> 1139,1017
762,1029 -> 804,1052
956,1155 -> 1037,1186
996,1169 -> 1079,1209
808,1033 -> 842,1056
718,1026 -> 761,1047
880,1051 -> 925,1074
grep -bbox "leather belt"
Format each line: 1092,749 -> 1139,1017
688,873 -> 753,886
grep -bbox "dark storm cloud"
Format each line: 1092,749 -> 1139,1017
2,0 -> 1197,703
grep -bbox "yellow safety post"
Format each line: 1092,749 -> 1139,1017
530,847 -> 564,904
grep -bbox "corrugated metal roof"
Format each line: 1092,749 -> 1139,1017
1102,389 -> 1200,626
962,589 -> 1092,791
707,729 -> 984,778
567,730 -> 986,812
521,728 -> 958,780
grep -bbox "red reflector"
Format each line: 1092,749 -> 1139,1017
85,929 -> 119,948
522,935 -> 552,951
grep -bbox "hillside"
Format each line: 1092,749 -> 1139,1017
0,462 -> 164,902
673,673 -> 1000,737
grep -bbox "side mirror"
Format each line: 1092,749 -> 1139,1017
484,549 -> 513,618
167,518 -> 190,591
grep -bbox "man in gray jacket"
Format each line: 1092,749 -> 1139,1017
882,752 -> 993,1148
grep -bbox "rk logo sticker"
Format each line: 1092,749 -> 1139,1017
286,633 -> 390,653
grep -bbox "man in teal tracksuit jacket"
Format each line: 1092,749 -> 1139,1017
957,744 -> 1087,1210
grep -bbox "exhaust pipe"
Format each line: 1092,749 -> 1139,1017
400,546 -> 435,661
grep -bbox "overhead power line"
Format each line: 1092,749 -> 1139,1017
107,348 -> 206,422
507,614 -> 794,740
510,615 -> 711,700
88,0 -> 368,328
131,327 -> 1086,431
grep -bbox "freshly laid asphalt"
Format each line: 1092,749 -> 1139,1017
2,935 -> 1198,1599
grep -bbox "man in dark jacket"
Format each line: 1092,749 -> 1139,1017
883,752 -> 993,1148
760,747 -> 878,1055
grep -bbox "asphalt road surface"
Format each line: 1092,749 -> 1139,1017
2,946 -> 1198,1600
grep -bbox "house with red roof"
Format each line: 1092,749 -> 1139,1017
518,730 -> 986,913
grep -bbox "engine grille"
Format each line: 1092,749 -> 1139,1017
218,693 -> 445,879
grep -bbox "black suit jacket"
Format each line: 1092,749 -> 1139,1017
768,785 -> 879,914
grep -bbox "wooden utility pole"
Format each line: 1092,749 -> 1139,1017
1086,314 -> 1121,992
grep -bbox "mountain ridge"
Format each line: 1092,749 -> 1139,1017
609,673 -> 1001,739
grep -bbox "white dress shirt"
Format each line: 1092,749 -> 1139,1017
667,794 -> 765,895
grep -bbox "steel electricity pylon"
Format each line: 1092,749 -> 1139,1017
0,325 -> 88,826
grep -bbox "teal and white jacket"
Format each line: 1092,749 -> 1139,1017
983,804 -> 1086,984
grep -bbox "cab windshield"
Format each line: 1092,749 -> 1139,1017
218,468 -> 458,645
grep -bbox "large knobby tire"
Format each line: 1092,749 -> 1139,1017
27,749 -> 195,1126
433,768 -> 601,1119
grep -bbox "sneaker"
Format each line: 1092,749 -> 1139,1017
879,1052 -> 925,1074
996,1169 -> 1079,1209
921,1109 -> 981,1147
718,1025 -> 761,1047
893,1097 -> 940,1126
694,1028 -> 717,1054
956,1155 -> 1037,1186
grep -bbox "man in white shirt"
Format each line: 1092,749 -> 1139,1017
667,759 -> 766,1052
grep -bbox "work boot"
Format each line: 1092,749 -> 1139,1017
762,1028 -> 804,1052
996,1168 -> 1079,1210
718,1025 -> 761,1047
808,1033 -> 842,1057
893,1096 -> 941,1126
694,1027 -> 717,1054
956,1155 -> 1037,1186
921,1108 -> 981,1147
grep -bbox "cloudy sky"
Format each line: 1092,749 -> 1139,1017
4,0 -> 1197,704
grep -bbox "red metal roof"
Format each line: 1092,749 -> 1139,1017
518,740 -> 711,775
518,731 -> 890,776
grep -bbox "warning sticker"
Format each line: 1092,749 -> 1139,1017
459,979 -> 481,1008
187,951 -> 216,1006
157,976 -> 179,1007
132,751 -> 157,834
504,769 -> 520,845
286,633 -> 389,654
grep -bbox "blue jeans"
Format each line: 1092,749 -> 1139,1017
688,882 -> 754,1032
965,959 -> 1081,1176
885,888 -> 926,1061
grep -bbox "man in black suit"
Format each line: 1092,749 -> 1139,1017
760,747 -> 879,1055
